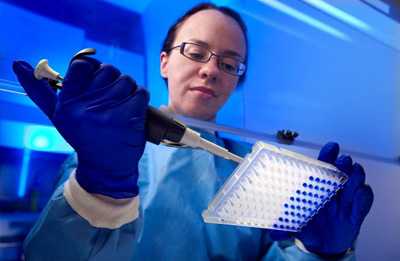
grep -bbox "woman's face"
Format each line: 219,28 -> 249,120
160,9 -> 246,120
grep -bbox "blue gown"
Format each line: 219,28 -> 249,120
23,130 -> 354,260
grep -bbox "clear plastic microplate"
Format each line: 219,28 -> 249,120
202,142 -> 348,232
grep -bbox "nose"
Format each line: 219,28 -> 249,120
198,55 -> 220,82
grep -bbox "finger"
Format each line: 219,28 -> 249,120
12,60 -> 57,118
117,88 -> 149,130
105,88 -> 149,146
128,88 -> 149,111
340,163 -> 366,208
335,155 -> 353,174
318,142 -> 339,164
60,56 -> 101,103
351,185 -> 374,227
346,163 -> 366,187
125,88 -> 150,120
85,75 -> 138,110
86,64 -> 121,93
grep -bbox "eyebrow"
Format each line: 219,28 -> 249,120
187,38 -> 243,59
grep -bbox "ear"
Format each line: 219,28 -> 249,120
160,52 -> 169,78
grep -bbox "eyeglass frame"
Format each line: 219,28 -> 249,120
167,42 -> 246,77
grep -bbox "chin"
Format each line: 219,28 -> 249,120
183,106 -> 216,121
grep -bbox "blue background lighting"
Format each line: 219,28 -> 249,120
17,149 -> 31,197
0,1 -> 399,260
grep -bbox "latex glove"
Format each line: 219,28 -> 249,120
13,57 -> 149,199
269,142 -> 374,256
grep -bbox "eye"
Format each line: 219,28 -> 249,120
220,61 -> 237,73
187,51 -> 206,60
184,44 -> 209,61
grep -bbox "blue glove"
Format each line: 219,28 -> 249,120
269,142 -> 374,256
12,57 -> 149,199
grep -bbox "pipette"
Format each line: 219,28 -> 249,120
28,48 -> 243,163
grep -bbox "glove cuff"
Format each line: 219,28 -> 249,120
64,170 -> 140,228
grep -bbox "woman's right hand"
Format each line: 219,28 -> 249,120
13,56 -> 149,199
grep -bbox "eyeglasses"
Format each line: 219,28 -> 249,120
168,42 -> 246,77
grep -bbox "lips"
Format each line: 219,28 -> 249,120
190,86 -> 217,97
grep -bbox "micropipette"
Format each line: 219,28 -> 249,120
24,48 -> 244,163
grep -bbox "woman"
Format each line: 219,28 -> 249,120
13,3 -> 373,260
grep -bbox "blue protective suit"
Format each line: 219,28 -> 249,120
23,130 -> 354,260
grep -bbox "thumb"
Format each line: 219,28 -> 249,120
13,60 -> 57,118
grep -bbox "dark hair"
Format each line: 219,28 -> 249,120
161,2 -> 248,85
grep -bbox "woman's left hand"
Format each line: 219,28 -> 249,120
269,142 -> 374,256
298,142 -> 374,255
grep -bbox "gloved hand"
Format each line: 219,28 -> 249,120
269,142 -> 374,256
12,56 -> 149,199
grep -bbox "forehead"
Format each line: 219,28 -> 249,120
174,9 -> 246,58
